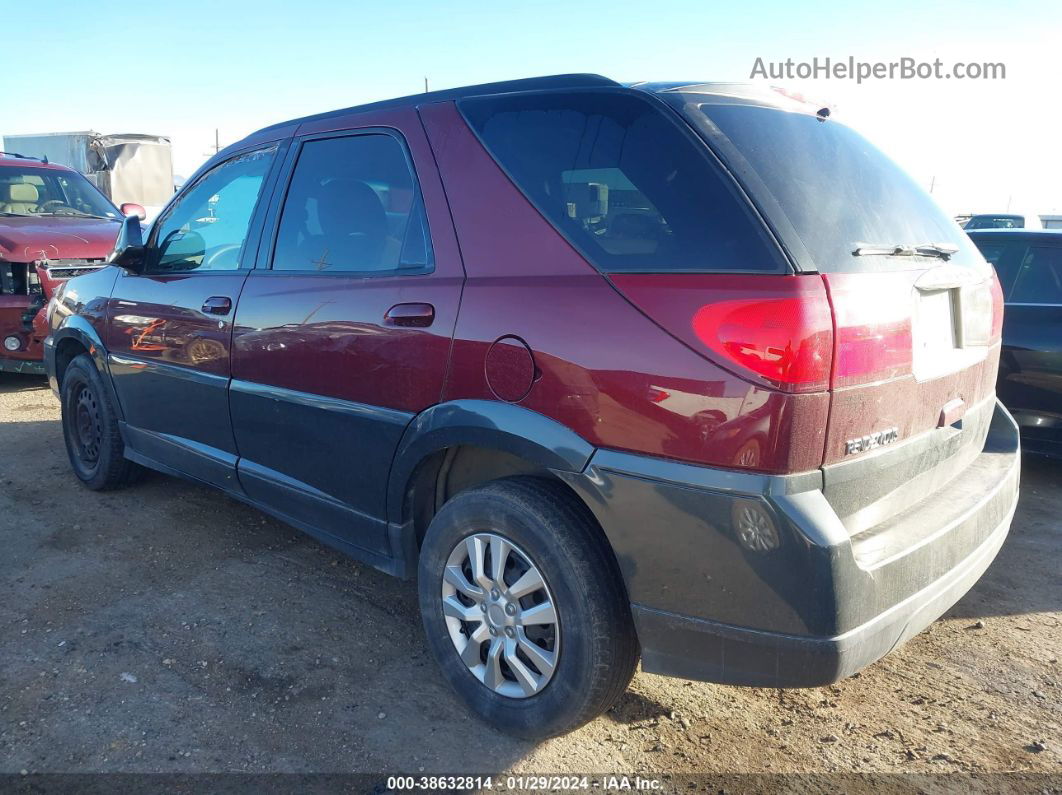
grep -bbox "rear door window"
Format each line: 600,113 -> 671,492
272,133 -> 432,274
1010,245 -> 1062,304
459,90 -> 783,273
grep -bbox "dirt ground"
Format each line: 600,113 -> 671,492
1,372 -> 1059,789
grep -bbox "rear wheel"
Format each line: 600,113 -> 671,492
418,477 -> 637,738
60,354 -> 139,490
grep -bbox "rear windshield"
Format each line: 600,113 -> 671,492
459,90 -> 783,273
965,215 -> 1024,230
667,96 -> 984,273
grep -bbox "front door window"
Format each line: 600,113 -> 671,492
148,147 -> 276,273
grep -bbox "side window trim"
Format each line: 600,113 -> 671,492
242,139 -> 293,271
259,126 -> 434,277
250,139 -> 301,271
143,142 -> 285,275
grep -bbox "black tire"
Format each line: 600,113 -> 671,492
418,476 -> 638,738
60,354 -> 139,490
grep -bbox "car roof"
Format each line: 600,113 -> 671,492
202,74 -> 831,185
241,74 -> 813,144
0,153 -> 76,172
251,73 -> 621,136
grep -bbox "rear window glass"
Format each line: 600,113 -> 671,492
669,97 -> 985,274
460,91 -> 782,273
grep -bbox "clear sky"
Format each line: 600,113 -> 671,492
3,0 -> 1060,215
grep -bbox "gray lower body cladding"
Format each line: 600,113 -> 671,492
561,399 -> 1020,687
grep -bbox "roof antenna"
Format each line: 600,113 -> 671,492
816,107 -> 831,122
42,155 -> 49,164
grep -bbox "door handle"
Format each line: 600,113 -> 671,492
384,302 -> 435,328
202,296 -> 233,315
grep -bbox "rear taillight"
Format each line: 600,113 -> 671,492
989,268 -> 1005,339
691,294 -> 832,392
822,273 -> 914,389
609,274 -> 833,393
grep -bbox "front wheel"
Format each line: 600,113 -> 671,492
60,354 -> 139,490
418,477 -> 637,738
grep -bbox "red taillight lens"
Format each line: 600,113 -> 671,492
989,268 -> 1005,339
609,273 -> 834,393
691,295 -> 833,391
823,273 -> 914,389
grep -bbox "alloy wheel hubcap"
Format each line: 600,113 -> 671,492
441,532 -> 559,698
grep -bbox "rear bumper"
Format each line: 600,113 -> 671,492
631,496 -> 1012,686
562,399 -> 1020,687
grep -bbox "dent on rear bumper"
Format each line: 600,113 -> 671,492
561,399 -> 1021,687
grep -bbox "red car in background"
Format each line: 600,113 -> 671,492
0,152 -> 142,374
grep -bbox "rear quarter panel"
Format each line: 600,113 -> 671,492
419,101 -> 828,473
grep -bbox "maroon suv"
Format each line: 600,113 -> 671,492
0,153 -> 141,373
45,75 -> 1020,738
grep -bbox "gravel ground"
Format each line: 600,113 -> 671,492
1,372 -> 1059,790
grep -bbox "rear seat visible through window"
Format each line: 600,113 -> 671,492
272,134 -> 432,274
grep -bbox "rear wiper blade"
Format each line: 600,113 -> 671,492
852,242 -> 959,261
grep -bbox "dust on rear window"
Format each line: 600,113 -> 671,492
669,97 -> 985,274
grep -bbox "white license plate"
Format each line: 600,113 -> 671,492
912,288 -> 959,379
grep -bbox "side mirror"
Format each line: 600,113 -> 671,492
120,202 -> 147,221
109,215 -> 146,273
